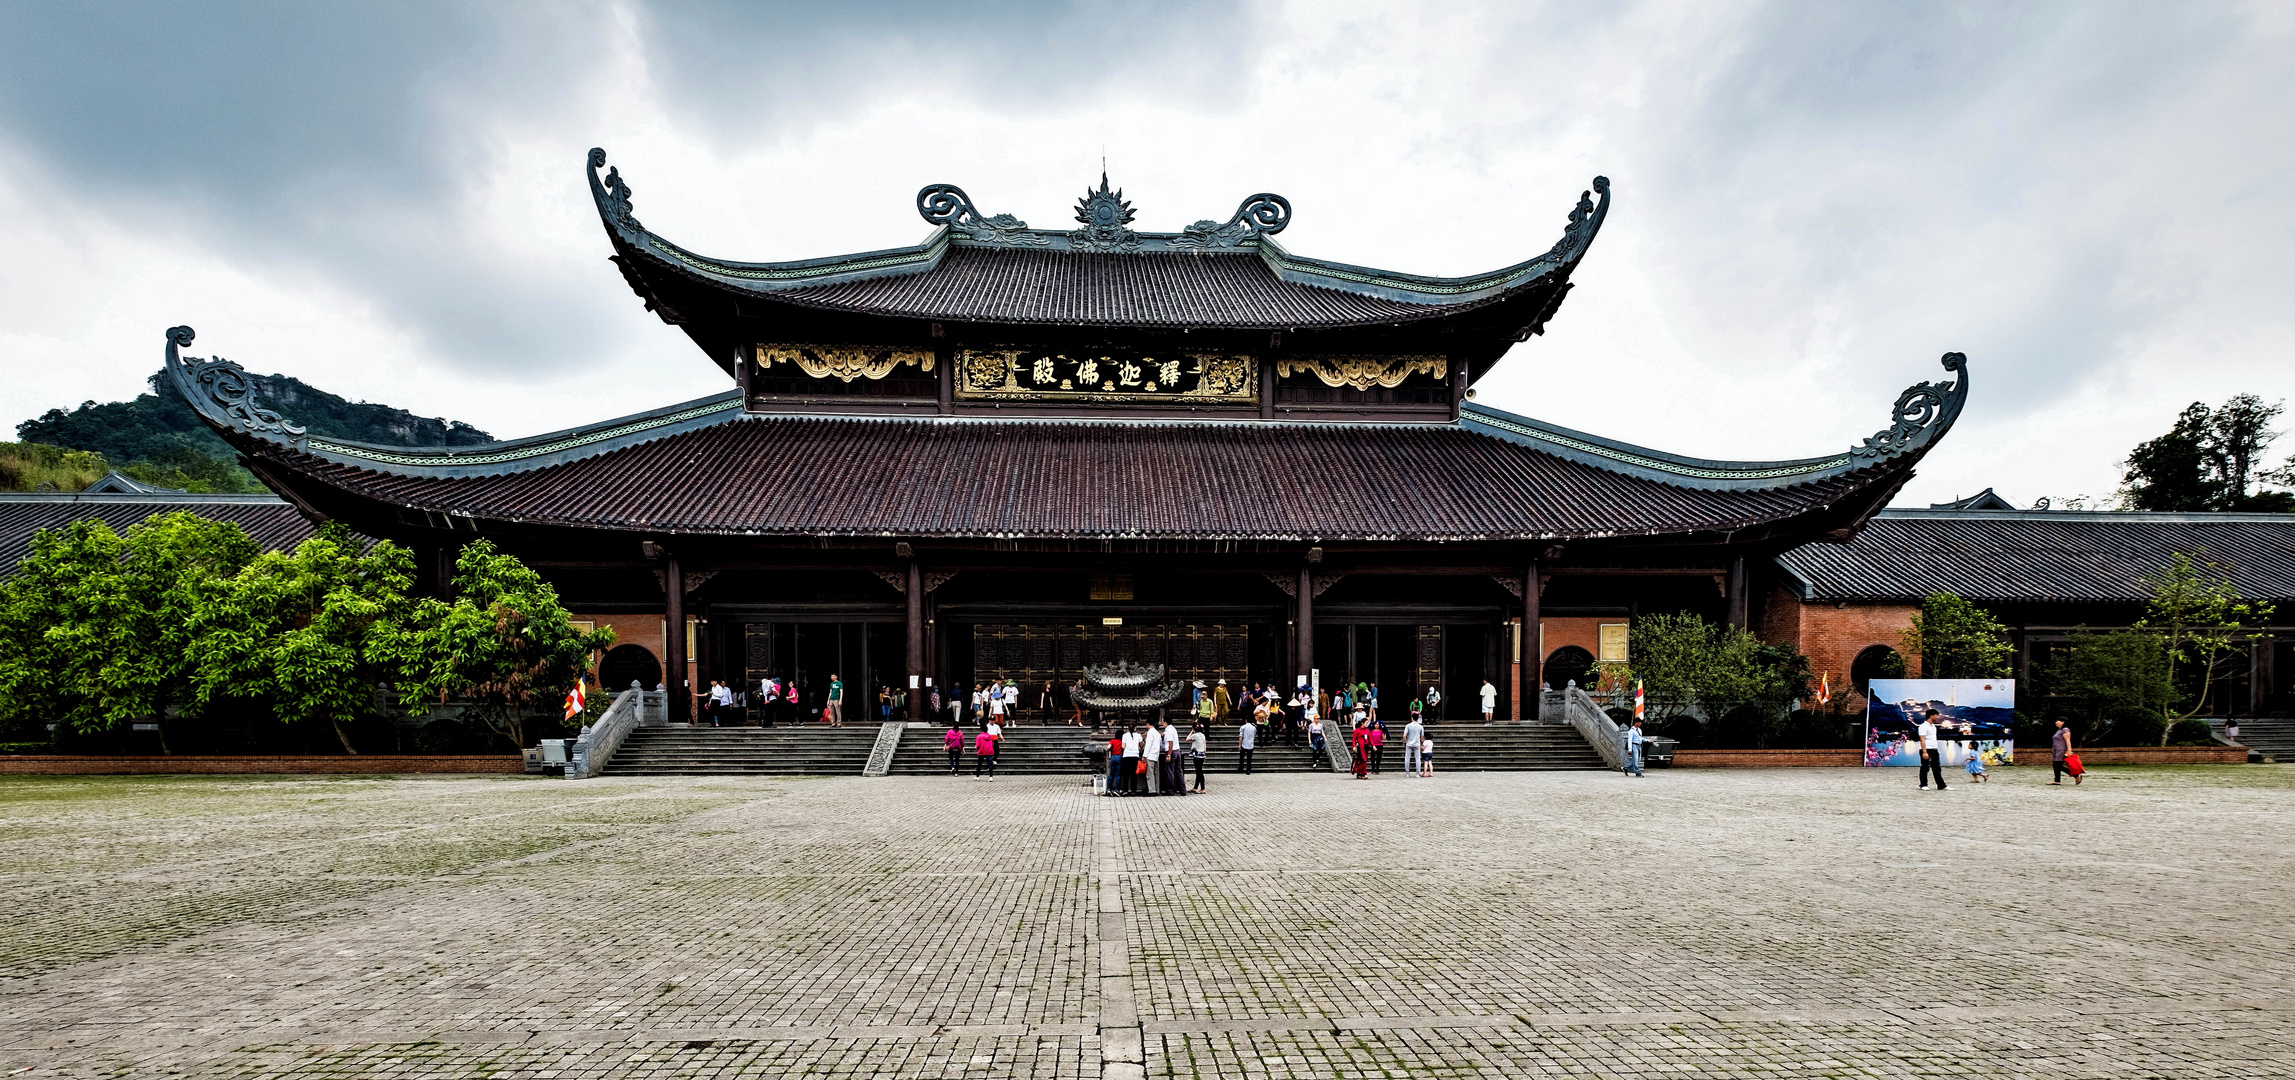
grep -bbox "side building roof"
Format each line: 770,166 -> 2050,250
1775,509 -> 2295,604
0,491 -> 323,572
156,327 -> 1970,548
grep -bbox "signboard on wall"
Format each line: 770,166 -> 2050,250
1865,678 -> 2015,768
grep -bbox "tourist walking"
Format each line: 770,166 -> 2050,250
1403,713 -> 1425,777
1350,720 -> 1371,779
1963,741 -> 1989,784
1622,718 -> 1645,777
1212,679 -> 1232,722
1237,713 -> 1257,774
1425,685 -> 1442,723
972,726 -> 997,780
1480,679 -> 1497,723
1143,720 -> 1165,795
1916,709 -> 1947,790
826,674 -> 845,726
706,680 -> 732,726
2049,718 -> 2079,785
1307,713 -> 1327,769
1189,723 -> 1208,792
878,686 -> 893,723
944,722 -> 964,775
1418,733 -> 1434,777
1366,716 -> 1386,774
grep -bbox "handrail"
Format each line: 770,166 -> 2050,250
566,688 -> 643,779
1562,684 -> 1624,771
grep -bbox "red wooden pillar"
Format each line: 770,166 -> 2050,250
664,554 -> 688,723
1296,566 -> 1314,690
906,561 -> 925,722
1522,559 -> 1541,719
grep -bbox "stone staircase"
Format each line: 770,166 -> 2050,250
887,722 -> 1604,776
2218,719 -> 2293,763
603,726 -> 883,775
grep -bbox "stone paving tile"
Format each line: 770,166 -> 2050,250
0,765 -> 2289,1078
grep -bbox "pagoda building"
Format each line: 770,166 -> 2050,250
161,149 -> 1969,724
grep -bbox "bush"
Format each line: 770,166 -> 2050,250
2105,706 -> 2166,746
2167,718 -> 2216,746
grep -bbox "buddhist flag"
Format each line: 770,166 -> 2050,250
1632,679 -> 1644,721
1817,673 -> 1832,707
562,680 -> 586,721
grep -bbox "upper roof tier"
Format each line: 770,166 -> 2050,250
586,149 -> 1610,380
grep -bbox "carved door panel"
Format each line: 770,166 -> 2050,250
743,624 -> 775,695
1416,625 -> 1444,713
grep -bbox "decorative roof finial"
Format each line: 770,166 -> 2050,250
587,148 -> 642,233
1070,172 -> 1140,252
162,326 -> 307,443
916,184 -> 1047,246
1850,352 -> 1970,463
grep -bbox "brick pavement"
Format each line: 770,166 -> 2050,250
0,766 -> 2289,1078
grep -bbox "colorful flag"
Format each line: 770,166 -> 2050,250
1817,673 -> 1831,706
562,679 -> 587,721
1632,679 -> 1644,721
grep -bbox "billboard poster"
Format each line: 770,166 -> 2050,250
1865,679 -> 2015,767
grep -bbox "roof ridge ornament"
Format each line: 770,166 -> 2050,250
1070,171 -> 1142,252
916,184 -> 1048,247
1174,192 -> 1292,251
1542,176 -> 1611,264
161,326 -> 307,444
587,148 -> 642,233
1851,353 -> 1969,463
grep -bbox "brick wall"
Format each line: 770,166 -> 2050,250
2009,745 -> 2248,766
1761,586 -> 1918,714
0,756 -> 524,775
1673,748 -> 1863,767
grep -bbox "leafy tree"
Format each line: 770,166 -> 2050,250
2121,394 -> 2295,512
1902,592 -> 2013,679
1628,613 -> 1811,744
2039,628 -> 2173,727
2135,552 -> 2274,734
0,442 -> 110,492
0,514 -> 258,751
383,540 -> 614,750
192,524 -> 416,754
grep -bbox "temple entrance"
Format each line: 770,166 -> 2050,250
740,621 -> 903,724
967,623 -> 1249,720
599,643 -> 662,693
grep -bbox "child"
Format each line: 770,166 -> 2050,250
1419,734 -> 1434,777
1964,741 -> 1988,784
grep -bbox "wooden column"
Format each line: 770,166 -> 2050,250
2251,637 -> 2274,716
906,561 -> 925,721
1726,555 -> 1749,629
1296,566 -> 1314,689
1523,559 -> 1541,719
664,554 -> 688,723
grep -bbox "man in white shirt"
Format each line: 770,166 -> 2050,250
1402,715 -> 1425,777
1142,721 -> 1165,795
1916,710 -> 1947,790
988,683 -> 1006,725
1622,718 -> 1645,777
1236,715 -> 1257,774
1480,680 -> 1497,722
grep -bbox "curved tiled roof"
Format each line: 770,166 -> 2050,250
260,413 -> 1880,542
1776,510 -> 2295,603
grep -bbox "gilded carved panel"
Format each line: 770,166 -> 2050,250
955,348 -> 1255,404
756,344 -> 936,383
1276,354 -> 1448,391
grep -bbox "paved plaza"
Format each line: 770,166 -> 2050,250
1,765 -> 2290,1079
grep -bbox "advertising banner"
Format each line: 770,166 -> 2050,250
1865,679 -> 2015,767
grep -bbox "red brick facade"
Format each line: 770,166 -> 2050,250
1758,584 -> 1917,712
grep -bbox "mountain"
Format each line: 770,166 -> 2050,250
15,370 -> 493,493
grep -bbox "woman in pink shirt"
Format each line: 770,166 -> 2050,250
973,728 -> 998,781
943,723 -> 964,776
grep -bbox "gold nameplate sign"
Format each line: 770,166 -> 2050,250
1277,354 -> 1447,391
956,348 -> 1255,403
757,344 -> 934,382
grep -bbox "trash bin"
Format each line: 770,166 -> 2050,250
1641,735 -> 1678,768
540,739 -> 569,764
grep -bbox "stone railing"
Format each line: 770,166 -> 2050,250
863,721 -> 906,777
1560,684 -> 1624,771
566,688 -> 645,779
638,689 -> 667,726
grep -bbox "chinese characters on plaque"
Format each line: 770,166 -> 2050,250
956,348 -> 1256,403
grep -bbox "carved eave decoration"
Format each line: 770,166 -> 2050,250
1849,353 -> 1969,464
916,176 -> 1291,253
1278,355 -> 1448,391
758,344 -> 935,383
163,326 -> 307,446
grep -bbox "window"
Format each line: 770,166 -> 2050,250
1598,623 -> 1629,663
1089,573 -> 1134,601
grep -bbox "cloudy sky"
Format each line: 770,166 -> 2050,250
3,1 -> 2290,507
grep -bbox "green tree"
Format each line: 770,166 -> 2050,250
192,524 -> 416,754
0,514 -> 258,751
383,540 -> 614,750
1628,613 -> 1811,744
1902,592 -> 2013,679
2135,552 -> 2274,734
2039,628 -> 2174,728
2121,394 -> 2295,512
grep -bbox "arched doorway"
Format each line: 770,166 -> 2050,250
1542,645 -> 1597,691
1850,645 -> 1905,695
600,644 -> 663,692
